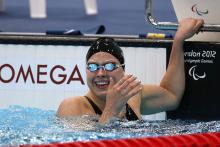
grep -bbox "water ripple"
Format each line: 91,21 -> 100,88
0,105 -> 219,146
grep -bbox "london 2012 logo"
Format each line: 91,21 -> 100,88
189,65 -> 206,80
191,4 -> 209,16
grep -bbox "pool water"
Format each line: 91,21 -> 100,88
0,105 -> 220,146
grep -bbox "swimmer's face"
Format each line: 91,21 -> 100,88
86,52 -> 124,100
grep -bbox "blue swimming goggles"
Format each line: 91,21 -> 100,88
87,63 -> 125,72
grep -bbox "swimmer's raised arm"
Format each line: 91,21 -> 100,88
140,18 -> 204,114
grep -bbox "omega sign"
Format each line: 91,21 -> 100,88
0,63 -> 85,85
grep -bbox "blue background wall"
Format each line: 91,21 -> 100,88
0,0 -> 177,35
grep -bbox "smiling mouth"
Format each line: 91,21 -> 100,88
95,81 -> 110,89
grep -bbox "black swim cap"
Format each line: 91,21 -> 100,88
86,37 -> 125,67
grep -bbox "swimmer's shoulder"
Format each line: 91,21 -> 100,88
56,96 -> 91,117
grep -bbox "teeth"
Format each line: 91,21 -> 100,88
96,81 -> 108,85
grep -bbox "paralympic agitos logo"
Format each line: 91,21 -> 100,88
189,65 -> 206,80
191,4 -> 209,16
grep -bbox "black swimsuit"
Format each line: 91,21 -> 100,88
84,96 -> 139,121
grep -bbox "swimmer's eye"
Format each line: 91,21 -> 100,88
87,63 -> 125,72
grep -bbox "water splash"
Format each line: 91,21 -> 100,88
0,105 -> 220,146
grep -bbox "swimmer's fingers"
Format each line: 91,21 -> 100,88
177,18 -> 205,40
116,75 -> 136,90
121,79 -> 142,98
109,74 -> 141,102
194,19 -> 204,34
116,74 -> 132,86
126,84 -> 142,98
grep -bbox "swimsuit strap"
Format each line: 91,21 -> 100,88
84,96 -> 102,115
126,103 -> 139,121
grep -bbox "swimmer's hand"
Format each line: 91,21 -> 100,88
99,74 -> 142,124
175,18 -> 204,42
